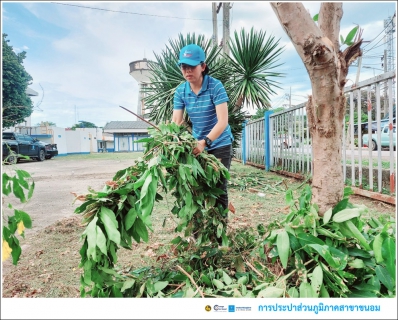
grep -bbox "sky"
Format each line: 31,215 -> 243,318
1,1 -> 397,129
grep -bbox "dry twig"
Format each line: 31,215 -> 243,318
176,265 -> 204,298
245,260 -> 264,279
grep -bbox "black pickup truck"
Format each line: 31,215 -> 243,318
2,132 -> 58,164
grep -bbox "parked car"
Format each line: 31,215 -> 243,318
2,132 -> 58,164
362,124 -> 396,151
362,116 -> 396,133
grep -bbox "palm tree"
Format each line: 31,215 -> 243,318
143,28 -> 285,146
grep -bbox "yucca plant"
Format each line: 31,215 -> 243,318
224,27 -> 285,112
143,29 -> 285,149
143,33 -> 223,125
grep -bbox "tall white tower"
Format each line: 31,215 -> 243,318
129,58 -> 151,120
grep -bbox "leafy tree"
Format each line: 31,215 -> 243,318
71,121 -> 97,129
36,121 -> 56,126
271,2 -> 363,214
2,33 -> 34,129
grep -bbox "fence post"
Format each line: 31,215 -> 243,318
264,111 -> 273,171
242,120 -> 247,165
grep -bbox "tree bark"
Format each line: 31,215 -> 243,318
270,2 -> 362,214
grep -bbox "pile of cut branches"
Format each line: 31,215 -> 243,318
74,123 -> 396,298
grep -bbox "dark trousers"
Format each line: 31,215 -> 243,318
193,144 -> 233,242
208,144 -> 233,211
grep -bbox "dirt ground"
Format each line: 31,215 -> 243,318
2,154 -> 140,236
1,153 -> 396,298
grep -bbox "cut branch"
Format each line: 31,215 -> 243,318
119,105 -> 160,131
176,265 -> 204,298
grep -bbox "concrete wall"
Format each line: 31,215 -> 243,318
65,130 -> 91,154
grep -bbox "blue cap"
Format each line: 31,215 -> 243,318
178,44 -> 205,66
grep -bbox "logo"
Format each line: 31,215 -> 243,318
228,305 -> 235,312
183,50 -> 193,57
236,307 -> 252,312
205,305 -> 211,312
213,305 -> 227,312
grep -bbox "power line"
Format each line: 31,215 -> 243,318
364,36 -> 397,53
51,2 -> 213,21
362,14 -> 395,49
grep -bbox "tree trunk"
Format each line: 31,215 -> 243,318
270,2 -> 362,214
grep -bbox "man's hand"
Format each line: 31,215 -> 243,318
193,140 -> 206,156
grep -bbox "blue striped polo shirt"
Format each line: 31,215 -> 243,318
173,75 -> 234,150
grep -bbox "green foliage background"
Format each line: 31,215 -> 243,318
2,33 -> 34,129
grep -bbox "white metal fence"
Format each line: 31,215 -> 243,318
234,71 -> 396,201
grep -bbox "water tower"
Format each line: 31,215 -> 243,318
129,58 -> 152,120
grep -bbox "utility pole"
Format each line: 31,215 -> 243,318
383,50 -> 388,117
355,56 -> 362,85
222,2 -> 230,56
384,13 -> 396,106
212,3 -> 219,48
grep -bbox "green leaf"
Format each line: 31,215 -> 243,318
257,286 -> 284,298
313,13 -> 319,22
16,169 -> 31,189
15,210 -> 32,228
134,217 -> 149,243
373,233 -> 384,263
276,230 -> 290,269
95,226 -> 107,255
297,232 -> 325,246
347,247 -> 371,258
299,282 -> 317,297
332,198 -> 349,214
12,177 -> 26,203
347,289 -> 378,298
124,208 -> 137,231
348,258 -> 365,268
285,189 -> 294,206
310,265 -> 323,296
153,281 -> 168,293
82,216 -> 98,261
287,287 -> 299,298
27,180 -> 35,200
2,173 -> 12,196
9,237 -> 22,265
319,284 -> 330,297
99,207 -> 120,245
139,173 -> 158,217
216,223 -> 223,238
382,238 -> 396,281
322,207 -> 333,224
344,26 -> 358,45
222,271 -> 233,285
200,274 -> 212,286
308,244 -> 340,269
133,171 -> 149,190
212,279 -> 224,290
375,265 -> 394,292
121,279 -> 136,292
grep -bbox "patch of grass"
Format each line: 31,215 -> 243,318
346,159 -> 395,170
